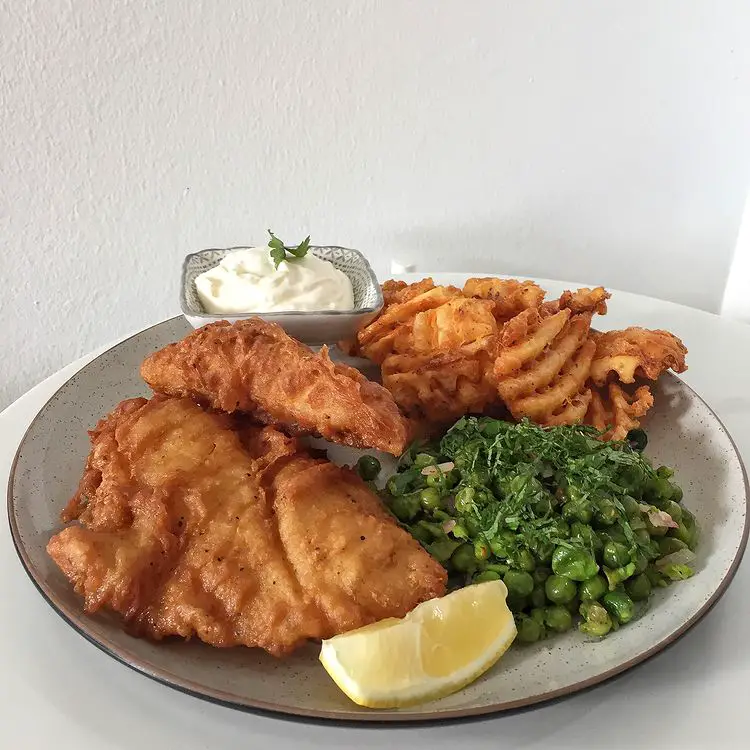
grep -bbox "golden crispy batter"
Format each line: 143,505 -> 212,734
411,297 -> 498,354
544,286 -> 611,316
348,276 -> 683,439
382,277 -> 436,306
463,278 -> 546,322
357,285 -> 462,359
47,397 -> 446,656
589,327 -> 687,385
496,313 -> 593,403
382,349 -> 497,423
506,335 -> 596,425
494,309 -> 572,376
140,318 -> 410,456
586,383 -> 655,441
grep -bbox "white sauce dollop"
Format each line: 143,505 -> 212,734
195,247 -> 354,313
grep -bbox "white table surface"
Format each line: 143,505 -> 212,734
3,290 -> 750,749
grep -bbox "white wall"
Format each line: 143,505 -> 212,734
2,1 -> 749,409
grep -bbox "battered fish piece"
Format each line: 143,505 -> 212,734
47,397 -> 446,656
140,318 -> 410,456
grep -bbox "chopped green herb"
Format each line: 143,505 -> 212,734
267,229 -> 312,268
381,417 -> 695,642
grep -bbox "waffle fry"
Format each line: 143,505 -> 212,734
463,278 -> 546,323
586,383 -> 655,441
590,327 -> 687,386
344,275 -> 686,439
382,349 -> 497,423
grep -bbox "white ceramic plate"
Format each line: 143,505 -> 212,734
7,309 -> 748,723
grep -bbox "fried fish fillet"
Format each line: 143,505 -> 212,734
47,397 -> 446,656
140,318 -> 411,455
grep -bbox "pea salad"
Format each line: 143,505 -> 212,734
355,417 -> 699,643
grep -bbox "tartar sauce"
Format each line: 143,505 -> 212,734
195,247 -> 354,313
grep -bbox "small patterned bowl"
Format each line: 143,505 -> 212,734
180,246 -> 383,344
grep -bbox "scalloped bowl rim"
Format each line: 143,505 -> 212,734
179,245 -> 384,320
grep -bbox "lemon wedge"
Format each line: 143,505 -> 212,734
319,580 -> 517,708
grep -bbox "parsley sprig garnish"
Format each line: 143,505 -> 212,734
267,229 -> 311,269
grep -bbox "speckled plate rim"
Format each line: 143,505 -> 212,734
6,315 -> 750,725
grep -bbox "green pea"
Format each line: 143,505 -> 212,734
579,601 -> 613,637
634,528 -> 651,546
409,524 -> 433,544
604,562 -> 636,590
426,538 -> 461,563
485,562 -> 509,576
454,486 -> 476,513
645,564 -> 669,589
594,498 -> 619,526
603,591 -> 635,624
653,476 -> 674,502
562,498 -> 593,524
473,570 -> 501,583
626,428 -> 648,452
629,514 -> 647,531
604,526 -> 628,544
657,465 -> 674,479
580,619 -> 612,637
516,616 -> 542,644
418,487 -> 443,511
548,518 -> 571,539
416,520 -> 445,539
356,455 -> 381,481
632,550 -> 649,575
642,538 -> 662,561
530,607 -> 546,626
464,516 -> 480,537
603,541 -> 631,568
413,453 -> 437,470
386,492 -> 421,521
534,496 -> 555,516
578,574 -> 608,601
450,543 -> 477,572
545,605 -> 573,633
671,485 -> 684,504
503,570 -> 535,598
465,468 -> 490,486
489,529 -> 517,559
658,537 -> 688,557
530,585 -> 547,609
512,548 -> 537,572
545,574 -> 578,604
663,500 -> 683,524
570,522 -> 603,553
551,546 -> 599,581
386,470 -> 417,498
620,495 -> 641,516
506,594 -> 530,613
669,509 -> 698,550
625,573 -> 652,601
533,566 -> 552,584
